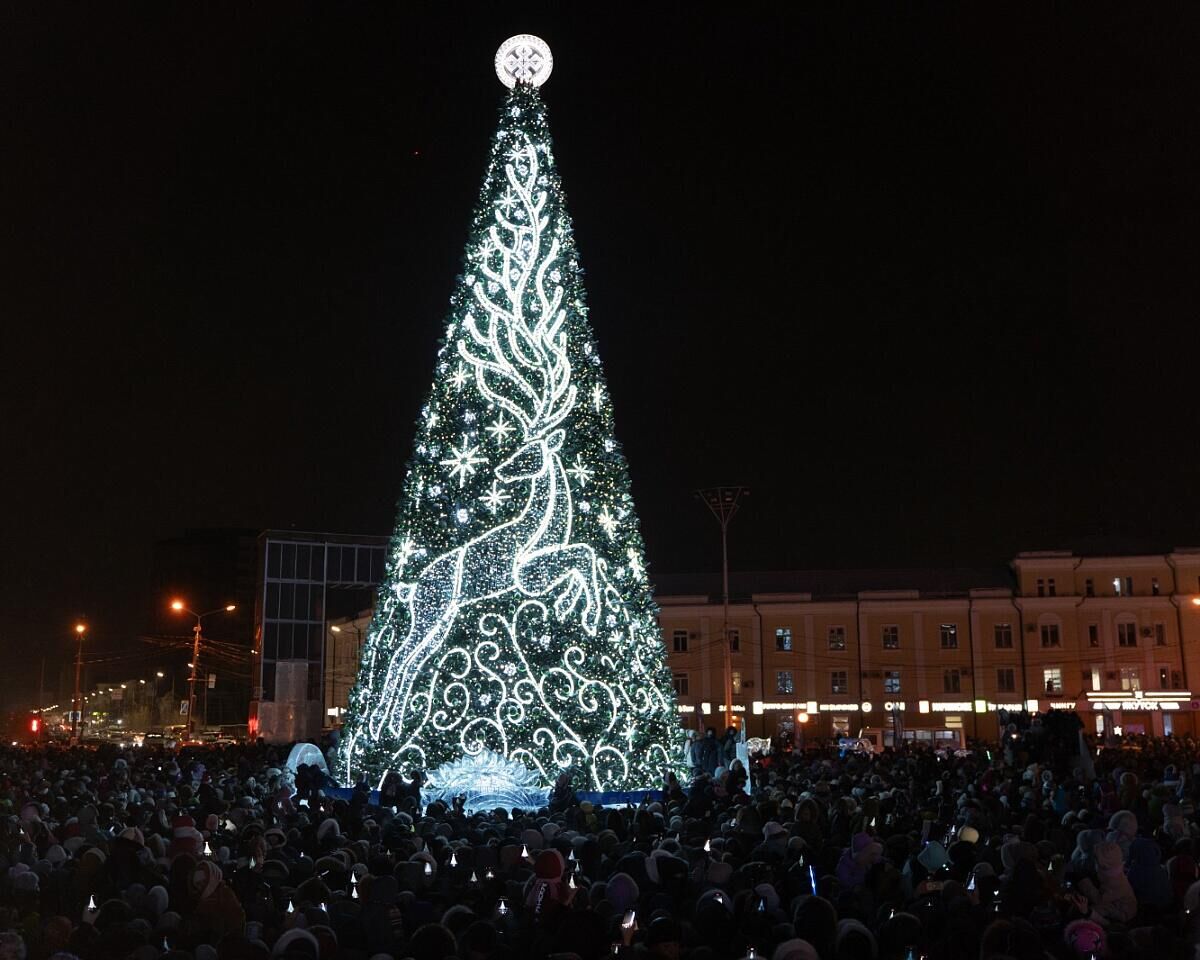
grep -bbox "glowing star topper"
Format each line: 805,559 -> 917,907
495,35 -> 553,89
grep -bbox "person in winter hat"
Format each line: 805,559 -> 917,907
190,861 -> 245,944
524,848 -> 574,924
1126,837 -> 1172,915
1064,829 -> 1105,885
836,832 -> 883,890
1077,839 -> 1136,925
1106,810 -> 1137,860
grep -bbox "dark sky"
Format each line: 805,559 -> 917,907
3,5 -> 1200,695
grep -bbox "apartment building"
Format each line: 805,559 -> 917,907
659,550 -> 1200,745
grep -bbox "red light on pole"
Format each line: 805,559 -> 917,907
30,717 -> 40,734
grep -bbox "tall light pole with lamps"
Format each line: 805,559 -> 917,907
71,623 -> 87,744
170,601 -> 236,739
696,486 -> 749,732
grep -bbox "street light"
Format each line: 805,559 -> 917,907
696,486 -> 749,731
170,600 -> 237,738
72,623 -> 87,744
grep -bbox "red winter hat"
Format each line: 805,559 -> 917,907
534,849 -> 564,880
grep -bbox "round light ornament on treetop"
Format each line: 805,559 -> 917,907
495,34 -> 553,88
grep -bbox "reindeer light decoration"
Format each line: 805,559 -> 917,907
337,41 -> 682,798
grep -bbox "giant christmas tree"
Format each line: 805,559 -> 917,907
337,36 -> 682,797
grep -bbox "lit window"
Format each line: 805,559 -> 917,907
1113,577 -> 1123,597
994,623 -> 1013,649
776,627 -> 793,652
1119,666 -> 1140,691
940,624 -> 958,649
830,671 -> 849,694
883,670 -> 901,693
1040,623 -> 1061,648
882,625 -> 899,650
1152,578 -> 1160,596
672,674 -> 689,696
944,669 -> 962,693
1043,667 -> 1063,694
1090,666 -> 1102,691
1159,665 -> 1170,687
1117,622 -> 1137,648
732,670 -> 743,693
776,671 -> 794,694
828,626 -> 846,650
672,629 -> 688,653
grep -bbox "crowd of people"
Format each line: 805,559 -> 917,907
0,724 -> 1197,960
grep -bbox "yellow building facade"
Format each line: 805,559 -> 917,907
658,550 -> 1200,745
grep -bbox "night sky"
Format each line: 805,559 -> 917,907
3,6 -> 1199,698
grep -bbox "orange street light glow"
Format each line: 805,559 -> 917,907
75,624 -> 86,635
171,600 -> 184,611
225,604 -> 236,612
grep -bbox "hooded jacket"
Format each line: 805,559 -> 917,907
1079,839 -> 1137,924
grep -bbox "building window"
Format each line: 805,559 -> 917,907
883,670 -> 901,693
776,671 -> 794,694
728,628 -> 740,652
1152,577 -> 1160,596
830,671 -> 849,694
828,626 -> 847,650
1085,578 -> 1094,597
672,629 -> 688,653
1036,578 -> 1045,597
1048,578 -> 1057,597
1119,666 -> 1140,691
1159,665 -> 1171,688
1113,577 -> 1123,597
1117,622 -> 1137,648
1088,624 -> 1100,647
1126,576 -> 1134,595
1154,623 -> 1166,646
1043,667 -> 1063,694
776,627 -> 793,652
1090,666 -> 1102,691
672,673 -> 689,697
996,668 -> 1016,693
1040,623 -> 1061,648
732,671 -> 743,693
994,623 -> 1013,649
943,669 -> 962,693
940,623 -> 958,649
882,625 -> 899,649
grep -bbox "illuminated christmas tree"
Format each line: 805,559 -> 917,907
337,36 -> 682,797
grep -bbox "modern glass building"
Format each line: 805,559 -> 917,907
250,530 -> 388,741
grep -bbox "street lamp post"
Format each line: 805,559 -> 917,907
796,711 -> 809,752
171,601 -> 236,740
72,623 -> 86,744
696,486 -> 749,732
